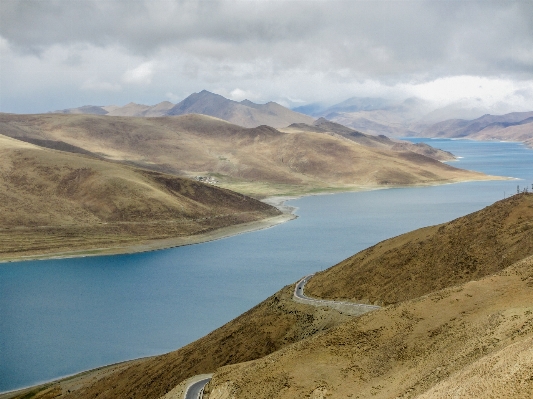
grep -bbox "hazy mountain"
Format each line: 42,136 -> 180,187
294,97 -> 394,117
0,113 -> 493,199
293,96 -> 533,142
52,91 -> 315,128
54,105 -> 110,115
420,111 -> 533,147
166,90 -> 315,128
321,97 -> 433,136
292,102 -> 329,116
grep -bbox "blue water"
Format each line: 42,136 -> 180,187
0,139 -> 532,392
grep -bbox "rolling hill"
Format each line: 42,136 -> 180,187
0,113 -> 497,199
0,134 -> 281,260
7,194 -> 532,399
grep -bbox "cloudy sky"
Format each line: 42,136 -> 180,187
1,0 -> 532,114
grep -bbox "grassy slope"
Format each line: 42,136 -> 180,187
0,134 -> 280,259
0,113 -> 496,198
8,194 -> 533,399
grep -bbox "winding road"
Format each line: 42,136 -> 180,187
294,274 -> 380,315
184,376 -> 211,399
182,274 -> 380,398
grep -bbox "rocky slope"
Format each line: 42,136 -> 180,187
206,252 -> 533,399
305,193 -> 533,305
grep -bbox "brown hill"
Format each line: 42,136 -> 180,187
205,253 -> 533,399
0,134 -> 281,260
282,117 -> 455,161
7,194 -> 533,399
306,193 -> 533,305
0,113 -> 496,198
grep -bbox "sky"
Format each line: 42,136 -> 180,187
1,0 -> 533,114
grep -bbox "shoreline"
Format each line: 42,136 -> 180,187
0,174 -> 508,265
0,357 -> 153,399
0,211 -> 297,264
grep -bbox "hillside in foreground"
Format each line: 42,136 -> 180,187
0,134 -> 281,260
0,113 -> 499,198
206,252 -> 533,399
204,194 -> 533,398
306,191 -> 533,304
6,194 -> 532,399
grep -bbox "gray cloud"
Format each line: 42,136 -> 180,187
1,0 -> 532,113
2,0 -> 532,79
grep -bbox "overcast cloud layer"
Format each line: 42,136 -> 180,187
1,0 -> 532,114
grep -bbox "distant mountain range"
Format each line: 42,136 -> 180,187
53,90 -> 314,128
419,112 -> 533,147
294,97 -> 533,146
295,96 -> 435,137
53,91 -> 532,147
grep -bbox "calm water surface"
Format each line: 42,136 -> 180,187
1,139 -> 532,392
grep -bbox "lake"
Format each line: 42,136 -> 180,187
1,139 -> 532,392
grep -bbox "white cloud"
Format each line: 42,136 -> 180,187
165,92 -> 180,102
228,88 -> 256,102
122,62 -> 155,85
81,79 -> 121,92
400,76 -> 533,110
1,1 -> 532,114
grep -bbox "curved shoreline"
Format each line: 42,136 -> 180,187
0,210 -> 296,264
0,174 -> 507,264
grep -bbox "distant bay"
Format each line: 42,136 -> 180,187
1,139 -> 532,392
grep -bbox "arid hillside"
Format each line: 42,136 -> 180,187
0,113 -> 496,198
0,134 -> 281,260
6,194 -> 532,399
206,253 -> 533,399
306,193 -> 533,305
